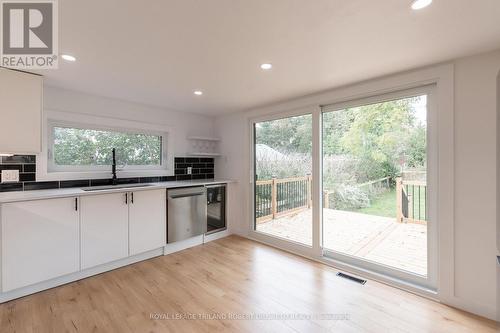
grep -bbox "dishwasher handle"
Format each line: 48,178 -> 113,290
168,192 -> 206,199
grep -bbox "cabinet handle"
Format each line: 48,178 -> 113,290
125,193 -> 128,204
75,198 -> 78,211
131,192 -> 134,204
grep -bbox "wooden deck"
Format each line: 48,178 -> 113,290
256,208 -> 427,276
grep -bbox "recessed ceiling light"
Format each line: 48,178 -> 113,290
194,90 -> 203,96
260,63 -> 272,70
411,0 -> 432,10
61,54 -> 76,62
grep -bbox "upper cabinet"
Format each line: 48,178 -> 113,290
0,68 -> 43,154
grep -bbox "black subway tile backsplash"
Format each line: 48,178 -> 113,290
0,165 -> 23,171
115,178 -> 141,185
173,157 -> 215,181
89,178 -> 114,187
175,169 -> 186,175
60,180 -> 91,188
175,175 -> 192,181
24,181 -> 60,191
19,173 -> 36,182
23,164 -> 36,172
0,155 -> 215,192
1,155 -> 35,164
0,183 -> 23,192
139,177 -> 161,183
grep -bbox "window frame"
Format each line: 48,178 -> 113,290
320,85 -> 438,291
246,63 -> 454,301
47,121 -> 168,173
38,110 -> 174,181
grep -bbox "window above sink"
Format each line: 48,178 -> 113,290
38,110 -> 174,181
50,125 -> 164,171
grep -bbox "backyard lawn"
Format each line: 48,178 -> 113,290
351,187 -> 426,221
353,189 -> 397,218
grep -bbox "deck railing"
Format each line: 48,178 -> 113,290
255,176 -> 311,223
256,175 -> 427,225
396,177 -> 427,224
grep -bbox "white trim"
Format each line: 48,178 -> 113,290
37,110 -> 175,180
249,106 -> 317,251
0,232 -> 232,303
319,85 -> 438,290
245,233 -> 439,301
0,247 -> 164,303
245,63 -> 454,308
47,120 -> 167,172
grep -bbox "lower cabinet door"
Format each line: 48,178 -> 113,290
129,189 -> 166,255
1,197 -> 80,292
81,192 -> 129,269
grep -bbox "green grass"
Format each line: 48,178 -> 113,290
352,187 -> 427,220
354,189 -> 397,218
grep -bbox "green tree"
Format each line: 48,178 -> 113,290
54,127 -> 162,166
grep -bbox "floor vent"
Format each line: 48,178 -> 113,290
336,272 -> 367,285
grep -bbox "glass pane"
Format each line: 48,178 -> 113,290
53,127 -> 162,166
254,114 -> 313,246
322,95 -> 428,276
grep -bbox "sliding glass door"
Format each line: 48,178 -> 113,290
253,114 -> 313,246
321,89 -> 435,287
250,86 -> 436,289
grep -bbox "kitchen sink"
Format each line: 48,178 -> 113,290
81,183 -> 155,191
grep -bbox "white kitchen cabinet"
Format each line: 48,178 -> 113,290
0,68 -> 42,154
1,197 -> 79,292
80,192 -> 129,269
129,189 -> 166,255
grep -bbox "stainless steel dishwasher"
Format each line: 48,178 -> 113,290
167,186 -> 207,243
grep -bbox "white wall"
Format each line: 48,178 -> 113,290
452,50 -> 500,320
215,113 -> 248,235
215,49 -> 500,321
43,86 -> 215,157
497,70 -> 500,323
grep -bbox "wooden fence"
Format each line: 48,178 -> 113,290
396,177 -> 427,224
255,176 -> 311,223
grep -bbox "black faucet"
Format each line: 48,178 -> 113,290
111,148 -> 117,185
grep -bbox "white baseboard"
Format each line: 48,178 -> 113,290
204,229 -> 231,243
163,235 -> 204,255
0,231 -> 232,303
243,234 -> 499,323
0,247 -> 164,303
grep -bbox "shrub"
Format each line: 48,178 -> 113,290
327,185 -> 370,210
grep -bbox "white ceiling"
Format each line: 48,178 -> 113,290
38,0 -> 500,115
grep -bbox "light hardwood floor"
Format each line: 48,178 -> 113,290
0,235 -> 497,332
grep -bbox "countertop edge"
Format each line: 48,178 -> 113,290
0,179 -> 235,203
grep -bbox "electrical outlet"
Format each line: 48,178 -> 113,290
187,167 -> 192,175
1,170 -> 19,183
